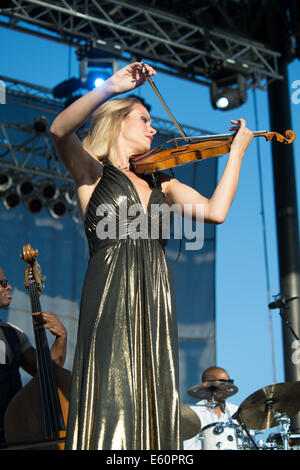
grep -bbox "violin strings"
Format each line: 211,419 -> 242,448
29,282 -> 54,435
29,282 -> 65,437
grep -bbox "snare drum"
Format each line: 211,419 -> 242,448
200,422 -> 247,450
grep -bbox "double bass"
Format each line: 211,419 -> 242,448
3,245 -> 71,450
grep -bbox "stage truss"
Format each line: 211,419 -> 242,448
0,0 -> 282,88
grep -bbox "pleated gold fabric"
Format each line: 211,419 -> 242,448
65,160 -> 181,450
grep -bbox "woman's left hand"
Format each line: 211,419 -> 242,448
229,118 -> 253,156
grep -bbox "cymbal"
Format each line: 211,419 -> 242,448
180,405 -> 201,440
188,380 -> 238,401
234,382 -> 300,430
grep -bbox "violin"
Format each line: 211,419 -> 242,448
132,63 -> 296,175
131,130 -> 296,174
4,245 -> 71,450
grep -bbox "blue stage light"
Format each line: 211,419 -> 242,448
85,71 -> 110,90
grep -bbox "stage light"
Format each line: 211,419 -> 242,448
26,194 -> 44,214
215,96 -> 229,109
0,172 -> 13,192
38,179 -> 59,201
47,198 -> 68,218
52,56 -> 119,102
94,77 -> 105,87
2,189 -> 20,210
33,116 -> 49,134
210,74 -> 247,111
61,184 -> 77,206
83,71 -> 110,90
53,77 -> 82,99
80,57 -> 119,91
16,178 -> 35,197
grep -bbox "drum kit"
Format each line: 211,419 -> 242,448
181,380 -> 300,450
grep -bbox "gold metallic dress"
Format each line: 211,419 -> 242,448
65,160 -> 181,450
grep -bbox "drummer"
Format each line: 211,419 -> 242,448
183,366 -> 239,450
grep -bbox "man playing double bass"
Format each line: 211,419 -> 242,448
0,266 -> 67,445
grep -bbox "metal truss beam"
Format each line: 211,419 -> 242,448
0,0 -> 282,87
0,75 -> 211,183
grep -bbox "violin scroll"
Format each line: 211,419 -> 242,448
263,130 -> 295,144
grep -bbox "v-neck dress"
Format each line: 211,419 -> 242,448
65,159 -> 181,450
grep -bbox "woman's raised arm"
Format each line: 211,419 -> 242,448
50,63 -> 156,184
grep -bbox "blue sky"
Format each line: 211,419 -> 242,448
1,22 -> 300,419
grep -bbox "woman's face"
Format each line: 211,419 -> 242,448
119,103 -> 156,156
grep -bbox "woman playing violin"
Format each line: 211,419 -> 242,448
50,62 -> 253,450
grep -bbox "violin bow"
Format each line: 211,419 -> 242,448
140,64 -> 296,147
141,63 -> 187,140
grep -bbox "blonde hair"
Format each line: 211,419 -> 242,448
83,97 -> 143,167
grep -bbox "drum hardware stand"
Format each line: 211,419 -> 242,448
234,411 -> 259,450
265,398 -> 293,450
205,388 -> 224,410
274,412 -> 291,450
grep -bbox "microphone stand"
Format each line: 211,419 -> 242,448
270,295 -> 300,341
279,308 -> 300,341
269,294 -> 300,341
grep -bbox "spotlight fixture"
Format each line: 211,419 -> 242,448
33,116 -> 49,134
79,57 -> 119,82
47,198 -> 68,219
61,184 -> 77,206
83,70 -> 110,90
2,189 -> 20,210
52,56 -> 119,101
38,179 -> 59,201
210,74 -> 247,111
16,178 -> 35,198
53,77 -> 82,99
0,172 -> 13,192
26,194 -> 43,214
